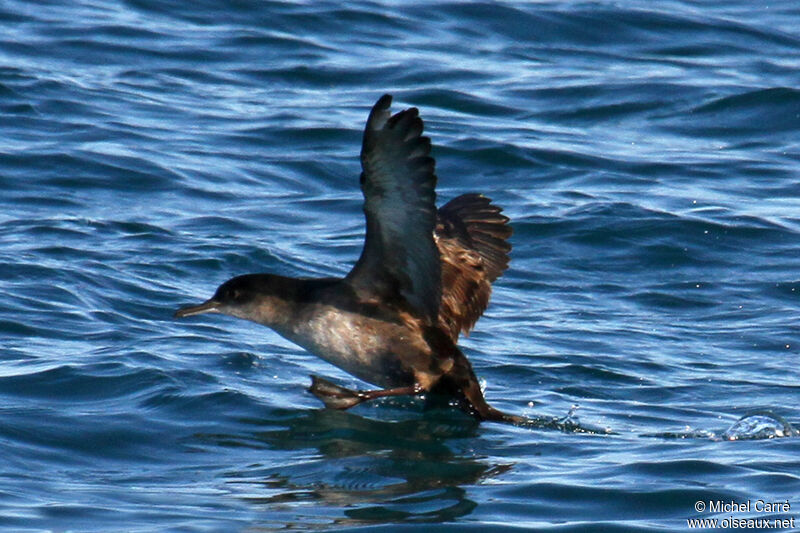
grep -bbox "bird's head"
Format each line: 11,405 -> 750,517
174,274 -> 284,322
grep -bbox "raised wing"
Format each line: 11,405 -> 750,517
435,194 -> 512,340
345,94 -> 441,322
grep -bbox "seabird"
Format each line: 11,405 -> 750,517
175,94 -> 525,424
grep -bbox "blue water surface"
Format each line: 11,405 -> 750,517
1,1 -> 799,531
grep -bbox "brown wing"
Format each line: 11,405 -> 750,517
346,94 -> 441,322
435,193 -> 512,340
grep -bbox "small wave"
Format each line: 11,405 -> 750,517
675,87 -> 800,137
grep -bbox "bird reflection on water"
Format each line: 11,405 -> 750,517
200,408 -> 510,525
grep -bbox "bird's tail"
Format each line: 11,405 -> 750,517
434,346 -> 528,425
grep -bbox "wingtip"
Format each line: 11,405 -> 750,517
372,94 -> 393,117
366,94 -> 394,132
376,93 -> 392,108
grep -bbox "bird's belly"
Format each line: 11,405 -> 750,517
281,307 -> 420,388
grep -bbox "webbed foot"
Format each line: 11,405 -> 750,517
308,375 -> 364,409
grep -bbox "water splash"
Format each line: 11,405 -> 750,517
648,410 -> 796,440
516,404 -> 614,434
721,411 -> 796,441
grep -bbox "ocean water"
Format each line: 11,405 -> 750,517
1,0 -> 799,531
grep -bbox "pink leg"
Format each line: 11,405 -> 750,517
308,375 -> 423,410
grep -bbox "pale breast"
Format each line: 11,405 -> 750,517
281,303 -> 424,388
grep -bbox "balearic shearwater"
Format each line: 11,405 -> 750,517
175,94 -> 526,424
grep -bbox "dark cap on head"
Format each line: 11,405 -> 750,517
174,275 -> 265,318
174,273 -> 303,321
